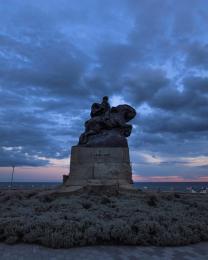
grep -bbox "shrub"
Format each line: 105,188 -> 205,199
82,201 -> 92,209
147,194 -> 158,207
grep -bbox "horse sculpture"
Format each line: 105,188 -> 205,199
78,97 -> 136,147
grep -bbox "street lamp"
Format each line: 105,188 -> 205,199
10,165 -> 15,188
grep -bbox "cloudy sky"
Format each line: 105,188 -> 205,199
0,0 -> 208,182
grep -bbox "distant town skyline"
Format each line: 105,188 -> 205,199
0,0 -> 208,182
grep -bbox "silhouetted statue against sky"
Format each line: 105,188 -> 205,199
78,96 -> 136,147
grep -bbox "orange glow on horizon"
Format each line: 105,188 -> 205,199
0,166 -> 67,182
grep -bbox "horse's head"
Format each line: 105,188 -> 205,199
111,104 -> 136,122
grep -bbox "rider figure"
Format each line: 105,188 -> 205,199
90,96 -> 111,119
100,96 -> 110,120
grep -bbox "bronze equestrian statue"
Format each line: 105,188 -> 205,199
78,96 -> 136,147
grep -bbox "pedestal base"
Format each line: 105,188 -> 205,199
64,146 -> 133,190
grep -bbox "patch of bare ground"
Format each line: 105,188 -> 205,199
0,187 -> 207,248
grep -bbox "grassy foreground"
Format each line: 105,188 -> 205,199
0,186 -> 208,248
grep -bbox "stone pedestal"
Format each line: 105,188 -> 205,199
64,146 -> 133,190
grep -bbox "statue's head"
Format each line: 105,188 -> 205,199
102,96 -> 109,102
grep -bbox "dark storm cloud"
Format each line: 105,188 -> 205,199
139,112 -> 208,134
123,68 -> 169,104
186,42 -> 208,69
0,0 -> 208,179
0,33 -> 88,96
0,146 -> 49,167
149,76 -> 208,113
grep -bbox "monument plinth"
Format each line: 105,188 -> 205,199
63,96 -> 136,191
